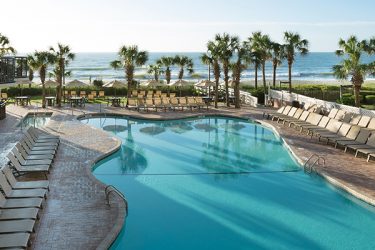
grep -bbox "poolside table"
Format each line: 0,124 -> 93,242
69,96 -> 84,107
15,96 -> 31,106
202,96 -> 213,104
107,97 -> 122,107
45,96 -> 56,106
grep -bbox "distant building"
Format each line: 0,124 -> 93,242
0,56 -> 28,84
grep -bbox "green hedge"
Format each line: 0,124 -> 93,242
365,95 -> 375,105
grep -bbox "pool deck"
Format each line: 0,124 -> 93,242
1,102 -> 375,249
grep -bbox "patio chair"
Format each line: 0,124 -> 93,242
147,93 -> 153,98
161,97 -> 172,111
335,129 -> 371,151
0,207 -> 39,221
301,116 -> 331,135
357,116 -> 371,127
70,90 -> 77,97
0,220 -> 35,234
287,111 -> 310,127
169,93 -> 176,98
23,133 -> 59,149
0,192 -> 43,209
271,106 -> 292,121
170,97 -> 180,111
7,153 -> 50,176
139,90 -> 146,97
262,106 -> 286,119
318,123 -> 352,143
131,90 -> 138,98
154,98 -> 165,112
328,125 -> 361,145
161,93 -> 167,98
0,232 -> 32,248
195,97 -> 208,110
334,110 -> 346,120
15,143 -> 54,161
20,139 -> 56,154
365,117 -> 375,130
98,90 -> 105,99
327,108 -> 339,118
281,108 -> 304,125
187,97 -> 198,110
311,119 -> 343,138
11,148 -> 53,167
178,97 -> 189,111
2,166 -> 49,190
349,114 -> 362,125
87,94 -> 95,102
80,91 -> 86,98
0,172 -> 47,199
145,98 -> 155,111
127,98 -> 138,110
90,91 -> 97,98
275,107 -> 298,123
346,133 -> 375,156
137,98 -> 146,111
24,130 -> 59,145
292,113 -> 323,132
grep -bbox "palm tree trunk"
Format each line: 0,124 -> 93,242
288,61 -> 292,93
354,84 -> 361,107
224,63 -> 230,107
208,64 -> 211,81
254,62 -> 258,89
42,82 -> 46,108
272,63 -> 277,88
262,62 -> 266,89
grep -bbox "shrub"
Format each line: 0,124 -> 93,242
93,79 -> 103,88
337,93 -> 355,106
365,95 -> 375,105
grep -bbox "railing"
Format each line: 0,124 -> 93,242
105,185 -> 128,216
228,88 -> 258,107
303,154 -> 325,173
268,89 -> 375,117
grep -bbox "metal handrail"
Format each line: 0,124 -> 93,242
304,154 -> 325,173
105,185 -> 128,216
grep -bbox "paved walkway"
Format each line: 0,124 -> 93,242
1,102 -> 375,249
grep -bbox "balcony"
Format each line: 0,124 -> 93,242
0,56 -> 28,84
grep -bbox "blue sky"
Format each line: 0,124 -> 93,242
1,0 -> 375,52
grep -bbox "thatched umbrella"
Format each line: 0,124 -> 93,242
103,80 -> 126,96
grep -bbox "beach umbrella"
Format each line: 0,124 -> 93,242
195,79 -> 216,97
103,80 -> 126,96
140,79 -> 165,87
39,79 -> 58,96
66,79 -> 88,88
169,79 -> 192,96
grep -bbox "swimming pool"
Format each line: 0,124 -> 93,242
84,116 -> 375,250
18,112 -> 52,128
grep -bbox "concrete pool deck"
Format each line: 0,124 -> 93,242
1,102 -> 375,249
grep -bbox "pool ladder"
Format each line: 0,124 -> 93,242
303,154 -> 325,173
105,185 -> 128,216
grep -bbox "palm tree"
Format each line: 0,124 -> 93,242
271,42 -> 284,88
283,31 -> 309,92
27,51 -> 55,108
26,56 -> 35,88
333,36 -> 375,107
244,36 -> 261,89
110,45 -> 148,105
174,55 -> 194,80
0,33 -> 15,56
206,40 -> 221,108
201,52 -> 213,81
49,43 -> 75,107
230,41 -> 250,109
147,63 -> 163,81
156,56 -> 174,84
215,33 -> 239,107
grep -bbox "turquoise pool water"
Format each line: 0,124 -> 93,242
18,113 -> 51,128
85,116 -> 375,250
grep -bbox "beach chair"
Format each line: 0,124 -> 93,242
15,143 -> 54,161
139,90 -> 146,97
0,232 -> 32,248
155,90 -> 162,97
145,98 -> 155,111
131,90 -> 138,98
365,118 -> 375,130
90,91 -> 97,98
25,130 -> 59,145
161,93 -> 167,98
87,94 -> 95,102
327,108 -> 339,118
335,129 -> 371,151
311,119 -> 342,138
302,116 -> 331,135
0,220 -> 35,234
327,125 -> 361,145
349,114 -> 362,125
195,97 -> 208,110
137,98 -> 146,111
346,133 -> 375,156
70,90 -> 77,97
282,109 -> 304,125
2,166 -> 49,190
357,116 -> 371,127
23,133 -> 59,148
276,107 -> 298,123
271,106 -> 292,121
11,148 -> 53,166
161,97 -> 172,110
98,90 -> 105,99
187,97 -> 198,110
147,93 -> 154,98
334,110 -> 346,120
178,97 -> 189,111
170,97 -> 180,111
20,138 -> 56,154
80,91 -> 86,98
287,111 -> 310,127
154,98 -> 165,112
292,113 -> 323,132
0,192 -> 43,209
7,153 -> 50,176
169,93 -> 176,98
263,106 -> 286,119
0,172 -> 47,199
0,206 -> 40,221
127,98 -> 138,110
318,123 -> 352,143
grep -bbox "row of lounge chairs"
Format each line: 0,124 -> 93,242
131,90 -> 177,98
0,127 -> 59,248
128,96 -> 208,112
266,106 -> 375,162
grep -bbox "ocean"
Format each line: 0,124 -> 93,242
64,52 -> 375,82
